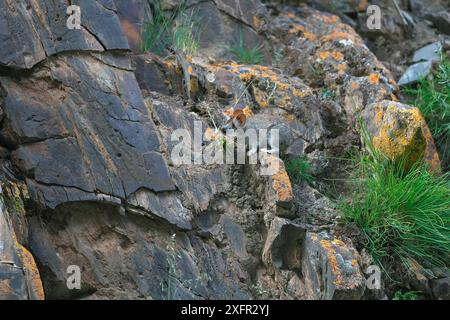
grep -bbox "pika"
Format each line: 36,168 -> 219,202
222,107 -> 293,157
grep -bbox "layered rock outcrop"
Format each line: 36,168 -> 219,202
0,0 -> 444,300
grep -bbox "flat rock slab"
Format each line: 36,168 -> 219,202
1,53 -> 175,208
0,0 -> 129,69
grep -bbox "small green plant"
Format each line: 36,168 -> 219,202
340,123 -> 450,274
321,87 -> 337,99
393,290 -> 421,300
142,4 -> 200,56
273,47 -> 284,67
171,9 -> 199,56
309,64 -> 325,85
403,57 -> 450,169
230,31 -> 264,65
285,156 -> 314,185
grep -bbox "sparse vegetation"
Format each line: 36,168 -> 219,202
340,123 -> 450,274
142,4 -> 200,56
273,47 -> 285,67
403,57 -> 450,170
161,234 -> 202,300
230,31 -> 264,65
285,156 -> 314,185
393,290 -> 421,300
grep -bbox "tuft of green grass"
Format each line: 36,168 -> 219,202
393,290 -> 421,300
285,156 -> 314,185
142,4 -> 200,56
403,57 -> 450,169
230,31 -> 264,65
171,9 -> 199,56
340,123 -> 450,274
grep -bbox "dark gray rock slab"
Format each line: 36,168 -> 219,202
1,53 -> 174,209
0,0 -> 129,69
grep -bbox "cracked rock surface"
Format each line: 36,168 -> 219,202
0,0 -> 446,300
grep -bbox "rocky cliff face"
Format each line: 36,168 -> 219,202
0,0 -> 446,300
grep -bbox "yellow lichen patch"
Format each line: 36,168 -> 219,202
332,239 -> 346,247
320,29 -> 358,43
335,63 -> 348,75
332,51 -> 344,61
276,82 -> 290,91
374,107 -> 383,125
350,81 -> 360,90
284,113 -> 295,122
320,239 -> 343,286
272,171 -> 293,203
292,88 -> 306,97
253,88 -> 269,108
187,65 -> 193,74
243,106 -> 254,118
372,103 -> 427,167
16,242 -> 45,300
276,95 -> 292,109
303,31 -> 317,41
190,77 -> 199,95
253,15 -> 265,30
318,51 -> 330,60
318,14 -> 339,24
239,72 -> 254,82
368,73 -> 380,85
288,25 -> 305,34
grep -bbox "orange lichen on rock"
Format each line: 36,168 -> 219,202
321,30 -> 358,43
369,102 -> 441,170
253,15 -> 265,30
318,51 -> 330,60
368,73 -> 380,85
318,14 -> 339,24
331,51 -> 344,61
350,81 -> 360,90
16,242 -> 45,300
272,171 -> 293,203
288,25 -> 305,34
335,63 -> 348,75
319,239 -> 343,286
303,31 -> 317,41
284,113 -> 295,122
242,106 -> 254,118
239,72 -> 254,82
292,88 -> 306,97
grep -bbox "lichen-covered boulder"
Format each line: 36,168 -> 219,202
301,231 -> 365,300
0,193 -> 44,300
362,100 -> 441,171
